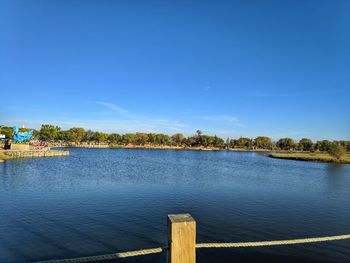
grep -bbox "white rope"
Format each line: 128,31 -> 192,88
37,233 -> 350,263
37,247 -> 164,263
196,234 -> 350,248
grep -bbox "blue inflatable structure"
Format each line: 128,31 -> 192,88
13,126 -> 33,142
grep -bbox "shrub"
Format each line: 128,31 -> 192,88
327,143 -> 346,159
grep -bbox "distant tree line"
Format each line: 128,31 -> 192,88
1,124 -> 349,153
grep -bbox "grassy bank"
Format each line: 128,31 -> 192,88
268,152 -> 350,164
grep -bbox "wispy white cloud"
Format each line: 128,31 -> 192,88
92,101 -> 189,133
180,108 -> 192,115
3,117 -> 189,134
17,101 -> 184,133
201,114 -> 245,128
96,101 -> 129,113
203,86 -> 211,91
3,101 -> 245,137
270,130 -> 310,140
252,92 -> 305,98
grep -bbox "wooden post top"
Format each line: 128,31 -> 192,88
167,213 -> 196,263
168,214 -> 195,224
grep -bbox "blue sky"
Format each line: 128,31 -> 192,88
1,0 -> 349,140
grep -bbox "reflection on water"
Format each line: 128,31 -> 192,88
325,163 -> 348,191
0,148 -> 350,262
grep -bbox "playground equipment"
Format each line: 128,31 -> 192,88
13,126 -> 33,142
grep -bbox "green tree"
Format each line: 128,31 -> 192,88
195,130 -> 203,146
57,130 -> 68,141
94,132 -> 109,143
201,135 -> 213,147
0,126 -> 14,138
314,140 -> 332,151
327,143 -> 346,159
18,127 -> 32,132
84,130 -> 95,142
108,133 -> 121,144
254,136 -> 272,149
171,133 -> 185,145
213,135 -> 224,148
276,138 -> 296,151
184,136 -> 197,147
225,137 -> 231,148
122,133 -> 136,144
39,124 -> 61,141
135,132 -> 149,145
339,141 -> 350,152
147,133 -> 157,145
229,139 -> 237,148
32,129 -> 40,139
236,137 -> 253,148
298,138 -> 313,151
155,134 -> 170,145
67,128 -> 86,143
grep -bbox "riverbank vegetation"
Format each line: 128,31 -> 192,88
269,152 -> 350,164
1,124 -> 349,155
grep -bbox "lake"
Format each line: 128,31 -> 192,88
0,148 -> 350,262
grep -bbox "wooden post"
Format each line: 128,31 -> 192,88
167,213 -> 196,263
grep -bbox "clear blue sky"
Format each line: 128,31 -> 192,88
1,0 -> 349,140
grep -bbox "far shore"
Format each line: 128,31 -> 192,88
0,145 -> 271,163
0,143 -> 271,162
2,143 -> 349,165
52,143 -> 273,152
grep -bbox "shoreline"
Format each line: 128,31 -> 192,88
0,149 -> 69,161
0,144 -> 271,162
52,143 -> 273,152
2,144 -> 349,164
268,153 -> 350,164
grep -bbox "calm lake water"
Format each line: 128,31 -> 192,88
0,148 -> 350,262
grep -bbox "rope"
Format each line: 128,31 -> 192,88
36,233 -> 350,263
196,234 -> 350,248
37,247 -> 165,263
